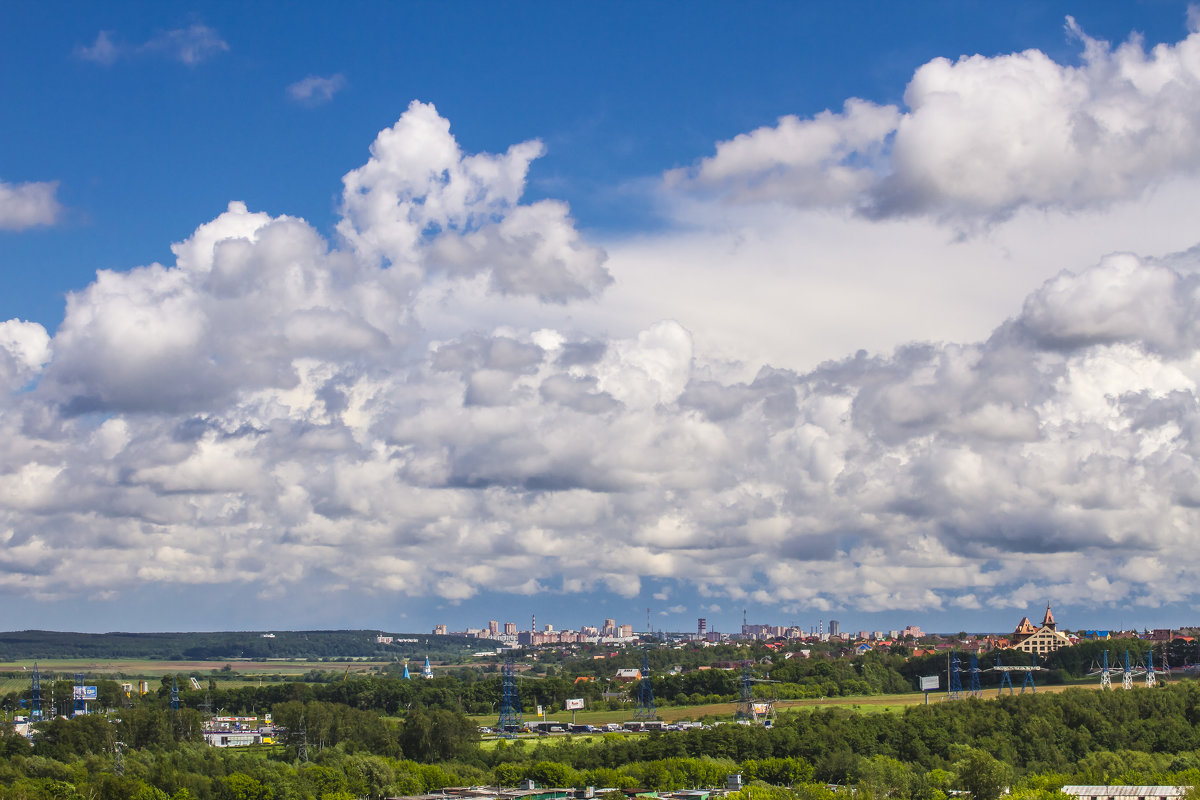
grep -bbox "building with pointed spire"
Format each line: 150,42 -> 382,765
422,655 -> 434,679
1011,603 -> 1071,655
1041,603 -> 1057,630
402,662 -> 411,679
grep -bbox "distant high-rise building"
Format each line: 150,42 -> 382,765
698,618 -> 707,637
433,624 -> 447,635
489,620 -> 499,635
504,622 -> 517,635
829,619 -> 840,637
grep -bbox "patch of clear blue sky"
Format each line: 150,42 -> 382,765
1,2 -> 1192,331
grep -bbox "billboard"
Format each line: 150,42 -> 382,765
752,703 -> 771,715
919,676 -> 940,691
565,698 -> 585,710
73,686 -> 98,700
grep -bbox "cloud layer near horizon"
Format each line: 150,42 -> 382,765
6,21 -> 1200,622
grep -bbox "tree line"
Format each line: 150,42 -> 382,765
0,630 -> 477,661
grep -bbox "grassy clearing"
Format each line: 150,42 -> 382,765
469,680 -> 1131,729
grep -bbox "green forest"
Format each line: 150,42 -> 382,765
6,677 -> 1200,799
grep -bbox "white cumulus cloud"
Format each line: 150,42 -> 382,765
7,93 -> 1200,622
672,15 -> 1200,224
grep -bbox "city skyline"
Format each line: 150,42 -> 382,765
5,3 -> 1200,633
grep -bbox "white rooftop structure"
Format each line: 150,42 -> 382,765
1061,787 -> 1188,800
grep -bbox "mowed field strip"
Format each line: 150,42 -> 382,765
470,678 -> 1122,727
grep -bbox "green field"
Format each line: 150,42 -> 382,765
467,678 -> 1128,732
466,693 -> 926,730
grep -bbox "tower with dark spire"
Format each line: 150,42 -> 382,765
1041,603 -> 1056,631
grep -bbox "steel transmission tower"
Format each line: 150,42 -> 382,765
996,658 -> 1014,695
30,662 -> 42,721
1100,650 -> 1112,690
947,652 -> 963,700
736,663 -> 756,721
969,653 -> 981,697
634,651 -> 656,719
1123,650 -> 1133,690
497,658 -> 522,737
74,674 -> 86,717
1146,648 -> 1156,688
297,714 -> 310,762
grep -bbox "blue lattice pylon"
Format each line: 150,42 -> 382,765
634,650 -> 656,719
969,653 -> 981,697
948,651 -> 963,700
30,662 -> 42,721
74,673 -> 86,716
497,658 -> 522,737
997,658 -> 1014,695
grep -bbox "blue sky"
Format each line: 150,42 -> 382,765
4,2 -> 1200,634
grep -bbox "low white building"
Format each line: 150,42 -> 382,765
1061,787 -> 1188,800
203,730 -> 265,747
